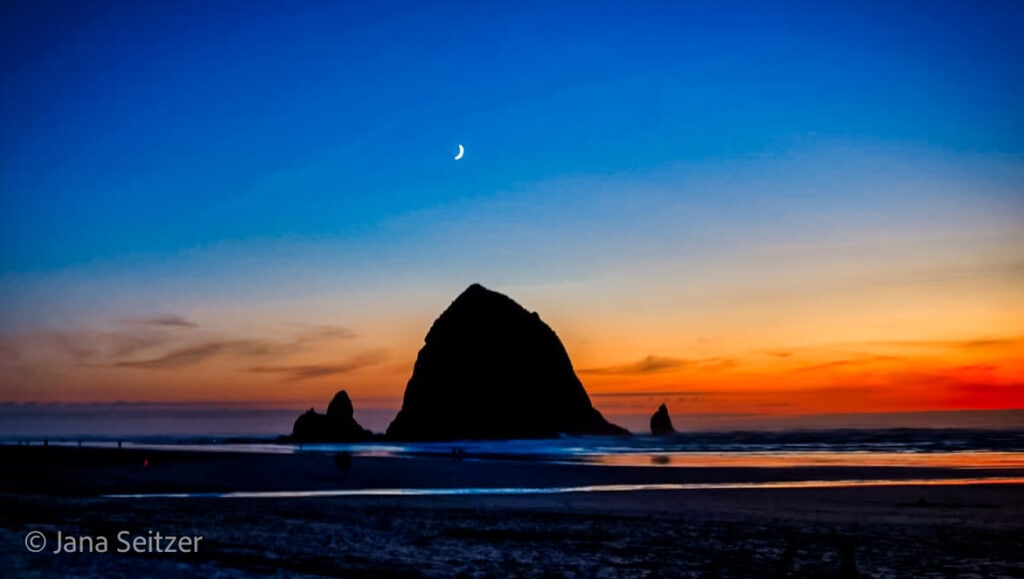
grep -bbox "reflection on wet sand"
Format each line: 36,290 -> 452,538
588,451 -> 1024,469
106,476 -> 1024,499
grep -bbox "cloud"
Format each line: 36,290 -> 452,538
105,333 -> 176,358
39,331 -> 101,362
95,323 -> 357,370
115,339 -> 299,369
579,355 -> 687,376
577,354 -> 737,377
248,350 -> 388,381
1,314 -> 202,366
125,315 -> 199,328
788,354 -> 904,375
1,329 -> 175,365
294,325 -> 357,342
590,390 -> 713,397
115,342 -> 230,369
579,355 -> 735,376
3,318 -> 369,383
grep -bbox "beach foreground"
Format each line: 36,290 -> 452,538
2,446 -> 1023,577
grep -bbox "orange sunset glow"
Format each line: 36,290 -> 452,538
2,251 -> 1022,432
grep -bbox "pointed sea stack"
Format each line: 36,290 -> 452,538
291,390 -> 374,442
386,284 -> 629,441
650,403 -> 676,435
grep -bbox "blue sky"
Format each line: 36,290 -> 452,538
3,0 -> 1023,271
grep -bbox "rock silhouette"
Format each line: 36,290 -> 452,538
386,284 -> 629,441
650,403 -> 676,435
290,390 -> 374,442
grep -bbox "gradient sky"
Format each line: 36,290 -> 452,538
2,0 -> 1023,430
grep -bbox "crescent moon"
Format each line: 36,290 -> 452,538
454,144 -> 464,160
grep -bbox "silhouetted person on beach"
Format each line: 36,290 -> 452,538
838,536 -> 859,578
334,451 -> 352,470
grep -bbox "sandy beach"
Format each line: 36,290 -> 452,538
2,446 -> 1023,577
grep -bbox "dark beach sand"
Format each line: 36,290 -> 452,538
2,446 -> 1023,577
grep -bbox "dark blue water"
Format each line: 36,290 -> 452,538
288,429 -> 1024,460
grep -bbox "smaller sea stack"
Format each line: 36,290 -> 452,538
650,403 -> 676,435
290,390 -> 374,442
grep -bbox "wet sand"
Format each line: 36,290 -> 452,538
2,446 -> 1023,497
2,446 -> 1023,576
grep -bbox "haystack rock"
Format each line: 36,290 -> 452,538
386,284 -> 629,441
290,390 -> 374,442
650,403 -> 676,435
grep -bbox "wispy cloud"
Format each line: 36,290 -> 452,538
38,331 -> 101,362
788,354 -> 904,375
0,318 -> 365,371
248,350 -> 388,381
579,355 -> 736,376
580,355 -> 686,375
590,390 -> 713,397
3,329 -> 175,365
0,313 -> 203,367
115,339 -> 303,369
125,315 -> 199,329
294,325 -> 357,342
105,333 -> 174,359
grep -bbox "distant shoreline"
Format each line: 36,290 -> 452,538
3,406 -> 1024,438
